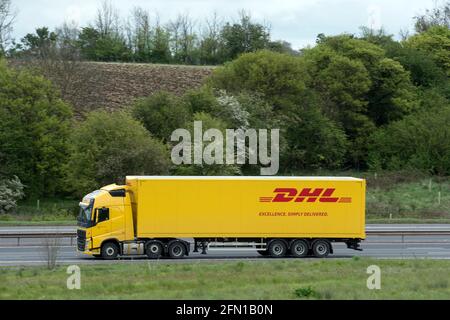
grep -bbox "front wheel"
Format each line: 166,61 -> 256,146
101,242 -> 119,260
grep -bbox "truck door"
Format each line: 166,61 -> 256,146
91,207 -> 112,248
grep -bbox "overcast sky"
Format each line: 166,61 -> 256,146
11,0 -> 438,49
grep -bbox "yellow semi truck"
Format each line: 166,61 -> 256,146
77,176 -> 365,259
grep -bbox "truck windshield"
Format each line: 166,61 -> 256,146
77,200 -> 94,228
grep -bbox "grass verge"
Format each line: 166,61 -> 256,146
0,259 -> 449,299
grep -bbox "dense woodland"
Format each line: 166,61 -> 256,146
0,0 -> 449,210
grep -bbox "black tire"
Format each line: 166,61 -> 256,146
290,239 -> 309,258
101,242 -> 119,260
267,240 -> 287,258
145,240 -> 164,259
312,240 -> 331,258
168,241 -> 186,259
257,250 -> 269,256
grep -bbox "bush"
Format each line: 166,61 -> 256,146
406,26 -> 450,76
303,35 -> 417,166
208,50 -> 309,110
132,91 -> 192,142
283,107 -> 348,171
294,286 -> 319,298
368,106 -> 450,175
182,87 -> 219,115
0,176 -> 25,214
68,110 -> 170,196
0,59 -> 72,197
171,112 -> 241,176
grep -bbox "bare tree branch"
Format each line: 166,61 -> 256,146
0,0 -> 17,54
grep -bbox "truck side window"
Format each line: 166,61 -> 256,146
97,208 -> 110,223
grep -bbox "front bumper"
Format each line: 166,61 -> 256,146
77,229 -> 100,255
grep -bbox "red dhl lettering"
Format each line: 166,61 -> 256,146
259,188 -> 351,203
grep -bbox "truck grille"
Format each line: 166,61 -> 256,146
77,229 -> 86,251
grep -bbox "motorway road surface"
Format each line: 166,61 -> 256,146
0,225 -> 449,266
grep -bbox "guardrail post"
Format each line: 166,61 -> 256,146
17,237 -> 20,246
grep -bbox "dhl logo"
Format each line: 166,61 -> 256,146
259,188 -> 352,203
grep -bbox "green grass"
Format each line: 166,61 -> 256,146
366,176 -> 450,220
0,259 -> 449,299
0,198 -> 78,225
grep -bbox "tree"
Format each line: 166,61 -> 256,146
95,0 -> 121,37
17,25 -> 97,108
150,19 -> 171,63
0,0 -> 15,55
406,26 -> 450,76
68,111 -> 170,196
0,59 -> 72,197
77,27 -> 100,60
360,26 -> 448,89
132,91 -> 192,142
267,40 -> 297,55
171,112 -> 241,176
283,107 -> 348,170
220,11 -> 270,60
77,1 -> 131,61
414,1 -> 450,33
126,7 -> 152,62
303,35 -> 417,166
368,105 -> 450,175
169,14 -> 198,64
209,50 -> 309,111
21,27 -> 58,59
78,26 -> 130,61
199,12 -> 224,65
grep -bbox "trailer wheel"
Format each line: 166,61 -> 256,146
267,240 -> 287,258
145,240 -> 163,259
290,240 -> 309,258
101,242 -> 119,260
168,241 -> 186,259
312,240 -> 331,258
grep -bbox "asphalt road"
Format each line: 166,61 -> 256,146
0,225 -> 449,266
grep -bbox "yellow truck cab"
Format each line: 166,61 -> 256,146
77,176 -> 366,260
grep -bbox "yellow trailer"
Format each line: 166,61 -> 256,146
77,176 -> 365,259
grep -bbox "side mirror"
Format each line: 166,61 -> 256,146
97,207 -> 110,223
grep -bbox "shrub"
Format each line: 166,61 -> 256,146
132,91 -> 192,142
283,107 -> 348,171
170,112 -> 241,176
406,26 -> 450,76
0,176 -> 25,214
68,110 -> 170,196
294,286 -> 319,298
208,50 -> 309,110
368,106 -> 450,175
